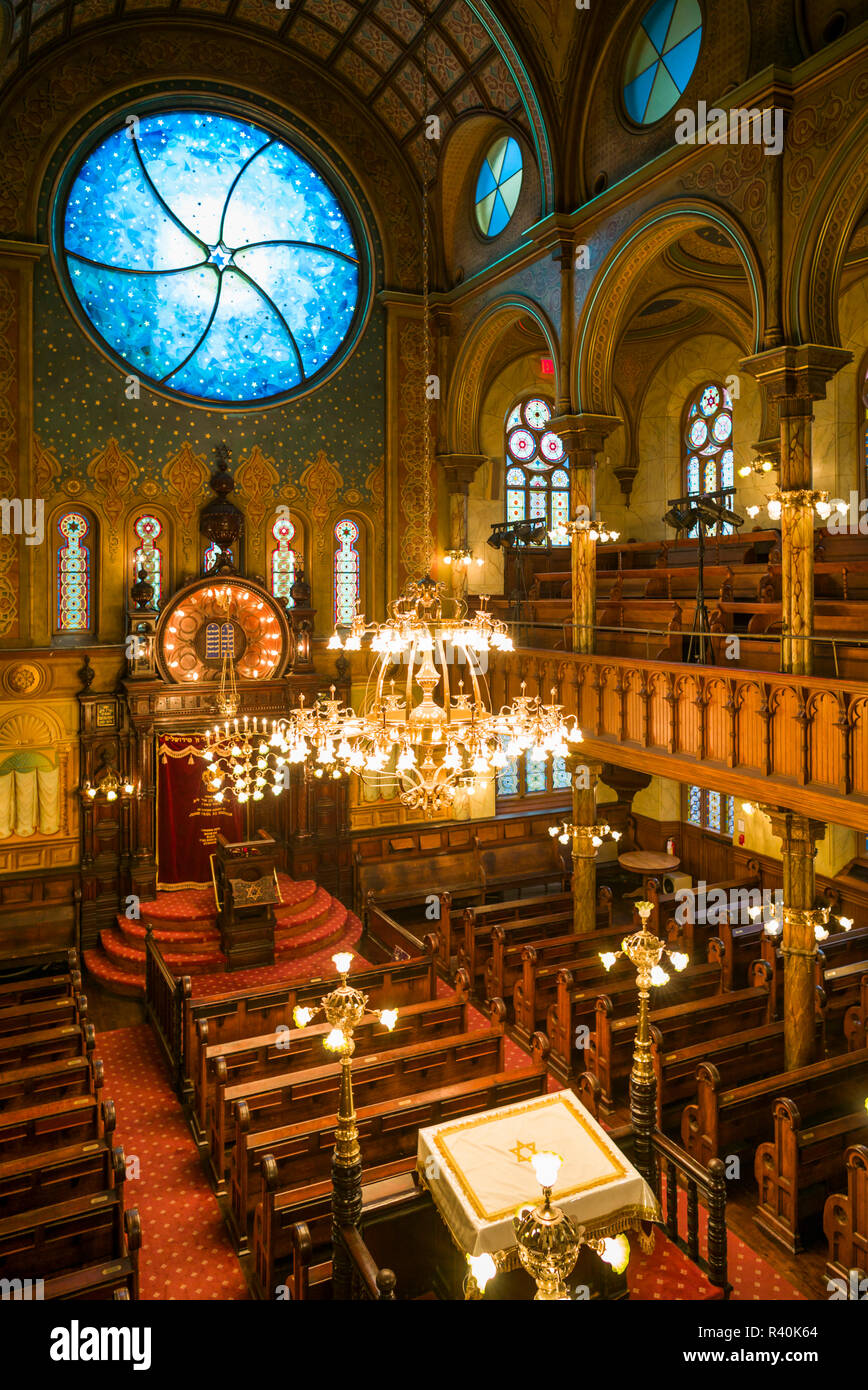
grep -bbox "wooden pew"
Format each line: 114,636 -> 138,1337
227,1022 -> 516,1247
546,959 -> 724,1082
662,874 -> 763,951
359,845 -> 483,920
280,1175 -> 420,1301
0,1140 -> 125,1218
0,966 -> 82,1008
205,986 -> 473,1186
822,958 -> 868,1040
681,1048 -> 868,1167
0,992 -> 87,1040
484,920 -> 632,1012
759,923 -> 868,1017
194,973 -> 469,1146
475,837 -> 569,901
512,933 -> 639,1044
824,1144 -> 868,1287
843,974 -> 868,1050
0,1053 -> 103,1116
754,1099 -> 868,1253
0,1095 -> 114,1165
184,954 -> 439,1106
0,1186 -> 140,1300
592,982 -> 773,1110
0,1021 -> 95,1073
251,1064 -> 548,1297
459,886 -> 613,989
650,1014 -> 822,1127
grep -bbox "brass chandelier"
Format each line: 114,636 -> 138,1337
320,578 -> 582,816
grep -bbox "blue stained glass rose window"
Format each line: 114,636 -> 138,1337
58,110 -> 365,406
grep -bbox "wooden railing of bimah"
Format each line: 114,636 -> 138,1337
144,927 -> 188,1095
488,650 -> 868,831
609,1123 -> 730,1296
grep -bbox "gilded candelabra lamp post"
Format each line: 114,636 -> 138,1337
600,903 -> 689,1185
292,952 -> 398,1300
513,1152 -> 631,1301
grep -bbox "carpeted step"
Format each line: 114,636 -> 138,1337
83,948 -> 147,999
100,927 -> 224,975
274,899 -> 348,953
116,914 -> 220,949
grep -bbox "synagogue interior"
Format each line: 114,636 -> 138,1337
1,0 -> 868,1324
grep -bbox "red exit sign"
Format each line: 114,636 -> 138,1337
540,357 -> 555,375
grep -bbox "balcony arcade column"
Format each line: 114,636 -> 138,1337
565,753 -> 604,935
763,808 -> 826,1071
741,347 -> 851,675
438,454 -> 487,595
548,414 -> 621,654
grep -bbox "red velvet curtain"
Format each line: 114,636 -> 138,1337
157,736 -> 242,890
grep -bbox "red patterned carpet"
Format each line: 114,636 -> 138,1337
98,1025 -> 248,1300
85,874 -> 361,997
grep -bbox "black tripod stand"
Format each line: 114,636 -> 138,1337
663,489 -> 743,666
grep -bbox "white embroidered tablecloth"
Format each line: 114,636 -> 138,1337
417,1089 -> 659,1257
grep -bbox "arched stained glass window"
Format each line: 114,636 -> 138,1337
58,110 -> 365,407
684,382 -> 735,536
623,0 -> 702,126
271,517 -> 297,607
505,397 -> 569,545
475,136 -> 523,239
334,519 -> 360,626
133,514 -> 163,608
57,511 -> 91,632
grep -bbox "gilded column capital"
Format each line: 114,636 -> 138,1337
739,345 -> 852,402
437,453 -> 488,494
548,413 -> 623,457
758,805 -> 826,853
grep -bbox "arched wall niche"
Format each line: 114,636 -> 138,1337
440,114 -> 542,285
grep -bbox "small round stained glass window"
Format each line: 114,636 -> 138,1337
508,429 -> 537,463
475,135 -> 523,239
56,109 -> 367,407
623,0 -> 702,126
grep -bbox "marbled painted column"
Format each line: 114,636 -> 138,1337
740,347 -> 852,678
550,414 -> 621,655
567,754 -> 602,935
778,399 -> 816,676
438,454 -> 487,597
765,809 -> 825,1071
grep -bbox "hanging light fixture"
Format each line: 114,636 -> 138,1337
549,513 -> 620,545
745,490 -> 848,523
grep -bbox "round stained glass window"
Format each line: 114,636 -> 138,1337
508,429 -> 537,463
623,0 -> 702,126
475,135 -> 523,239
56,109 -> 367,407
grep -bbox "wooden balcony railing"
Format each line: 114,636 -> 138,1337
489,650 -> 868,830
